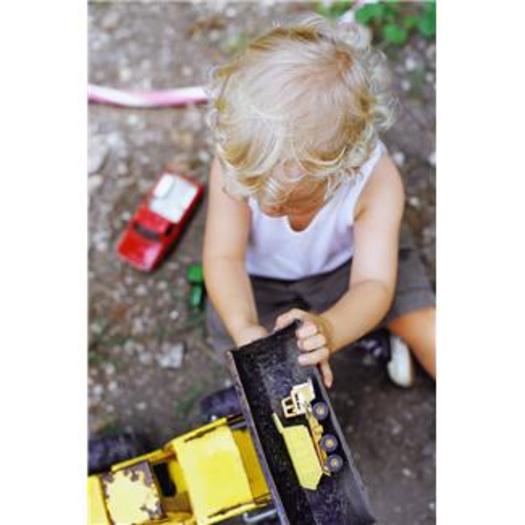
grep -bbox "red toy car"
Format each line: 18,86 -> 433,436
117,171 -> 204,271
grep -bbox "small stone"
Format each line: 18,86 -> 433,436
124,340 -> 135,355
116,162 -> 128,176
425,72 -> 434,83
104,363 -> 116,376
181,65 -> 193,77
392,151 -> 405,166
169,310 -> 180,321
391,421 -> 403,436
209,29 -> 221,43
156,281 -> 168,291
225,6 -> 237,17
408,196 -> 421,209
90,38 -> 102,52
101,10 -> 120,31
428,501 -> 435,512
423,227 -> 434,241
405,56 -> 419,72
402,467 -> 414,478
136,401 -> 147,411
428,151 -> 436,166
88,137 -> 109,174
126,114 -> 140,127
92,384 -> 103,397
119,67 -> 132,83
108,381 -> 118,392
426,44 -> 436,63
197,150 -> 211,164
401,79 -> 411,92
132,317 -> 144,335
121,211 -> 132,222
135,284 -> 148,297
157,342 -> 185,369
138,352 -> 153,365
96,241 -> 108,253
90,322 -> 103,335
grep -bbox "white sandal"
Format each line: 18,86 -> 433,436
387,334 -> 415,388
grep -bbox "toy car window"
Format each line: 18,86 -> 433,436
153,174 -> 174,198
134,222 -> 161,242
149,173 -> 198,223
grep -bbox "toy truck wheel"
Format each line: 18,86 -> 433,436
325,454 -> 344,474
88,431 -> 145,474
319,433 -> 339,453
200,386 -> 242,422
312,401 -> 329,421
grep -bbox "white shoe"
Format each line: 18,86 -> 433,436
387,335 -> 415,388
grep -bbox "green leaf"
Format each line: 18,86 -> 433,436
418,2 -> 436,37
418,15 -> 436,37
355,3 -> 386,25
403,15 -> 419,29
382,23 -> 408,45
331,1 -> 354,18
382,3 -> 397,22
316,1 -> 353,19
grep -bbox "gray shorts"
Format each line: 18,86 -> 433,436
206,226 -> 435,352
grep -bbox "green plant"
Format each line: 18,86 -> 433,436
316,1 -> 436,46
316,0 -> 354,19
356,1 -> 436,45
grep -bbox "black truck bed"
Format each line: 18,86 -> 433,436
226,322 -> 375,525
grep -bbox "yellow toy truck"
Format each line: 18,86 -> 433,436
88,414 -> 273,525
272,379 -> 343,490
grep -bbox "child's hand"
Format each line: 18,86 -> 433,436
274,309 -> 334,388
235,324 -> 268,347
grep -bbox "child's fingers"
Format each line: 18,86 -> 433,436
297,347 -> 329,366
299,333 -> 326,352
274,308 -> 307,330
319,360 -> 334,388
296,320 -> 317,338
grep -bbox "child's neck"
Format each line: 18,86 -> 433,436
287,207 -> 322,232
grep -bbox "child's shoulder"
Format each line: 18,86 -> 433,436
354,149 -> 405,220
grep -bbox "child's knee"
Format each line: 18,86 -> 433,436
387,307 -> 435,351
388,308 -> 436,377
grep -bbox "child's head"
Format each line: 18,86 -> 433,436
207,14 -> 395,213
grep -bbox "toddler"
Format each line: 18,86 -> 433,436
202,14 -> 435,388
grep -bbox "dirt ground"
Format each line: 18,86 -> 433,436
88,2 -> 435,524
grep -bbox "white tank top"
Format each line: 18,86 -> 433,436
245,141 -> 386,280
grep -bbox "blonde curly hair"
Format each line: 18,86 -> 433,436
206,13 -> 396,209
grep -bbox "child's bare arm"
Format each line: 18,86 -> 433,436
321,153 -> 404,349
203,156 -> 267,346
275,153 -> 404,386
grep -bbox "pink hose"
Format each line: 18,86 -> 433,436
88,83 -> 208,109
